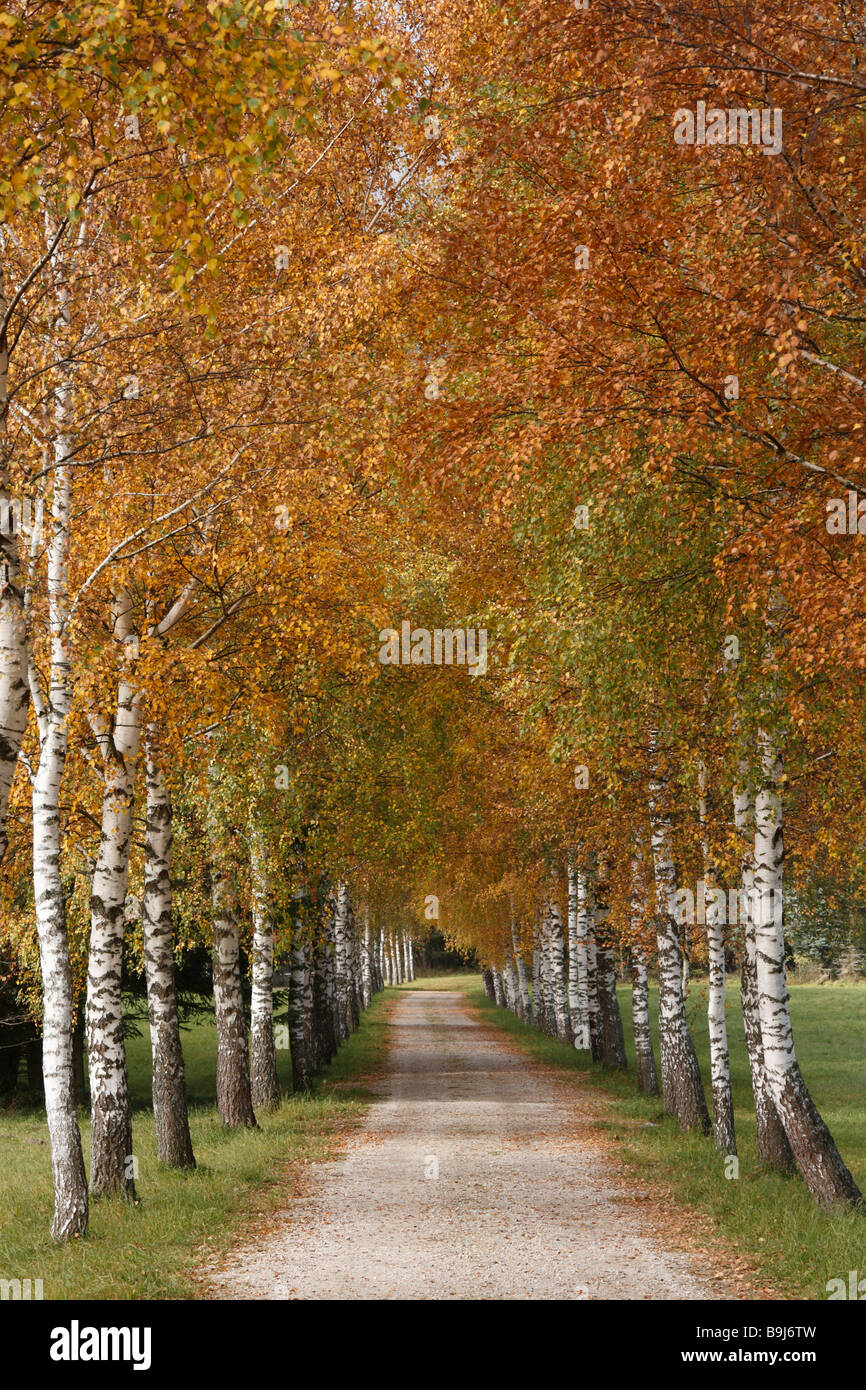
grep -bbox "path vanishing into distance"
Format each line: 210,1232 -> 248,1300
205,991 -> 723,1301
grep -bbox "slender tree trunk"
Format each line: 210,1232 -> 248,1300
360,904 -> 373,1008
735,778 -> 794,1171
753,737 -> 861,1207
250,829 -> 279,1112
403,932 -> 414,982
481,967 -> 495,999
594,859 -> 627,1069
381,931 -> 391,986
289,896 -> 313,1092
510,915 -> 532,1023
649,752 -> 711,1134
0,265 -> 30,865
566,855 -> 580,1025
142,730 -> 194,1168
86,591 -> 139,1199
699,764 -> 735,1155
582,877 -> 603,1061
547,894 -> 573,1043
573,867 -> 591,1050
32,363 -> 88,1240
492,965 -> 506,1007
629,856 -> 658,1094
211,867 -> 256,1129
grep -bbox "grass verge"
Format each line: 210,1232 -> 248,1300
0,987 -> 397,1300
447,974 -> 865,1301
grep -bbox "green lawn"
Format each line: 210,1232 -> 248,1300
0,988 -> 397,1300
458,974 -> 866,1300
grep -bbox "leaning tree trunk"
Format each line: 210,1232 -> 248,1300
142,730 -> 194,1168
753,736 -> 861,1207
649,752 -> 711,1134
211,867 -> 256,1128
250,829 -> 279,1111
31,389 -> 88,1240
733,781 -> 793,1172
629,855 -> 659,1094
593,860 -> 627,1069
86,591 -> 139,1199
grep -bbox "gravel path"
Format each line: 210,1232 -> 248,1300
205,990 -> 721,1300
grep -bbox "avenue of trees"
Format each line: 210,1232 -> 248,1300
1,0 -> 864,1237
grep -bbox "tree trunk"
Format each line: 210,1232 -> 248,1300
403,932 -> 414,982
250,829 -> 279,1112
0,266 -> 30,866
289,915 -> 313,1092
211,867 -> 256,1128
699,763 -> 735,1155
573,867 -> 591,1049
733,779 -> 793,1171
492,965 -> 506,1007
31,393 -> 88,1240
594,860 -> 627,1069
546,894 -> 573,1043
649,754 -> 711,1134
86,591 -> 139,1199
566,855 -> 580,1025
753,737 -> 861,1207
629,857 -> 658,1094
582,877 -> 603,1061
360,904 -> 373,1008
510,918 -> 532,1023
142,730 -> 194,1168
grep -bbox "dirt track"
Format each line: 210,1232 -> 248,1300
205,990 -> 721,1300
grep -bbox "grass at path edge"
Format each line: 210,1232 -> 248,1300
443,974 -> 865,1301
0,987 -> 398,1301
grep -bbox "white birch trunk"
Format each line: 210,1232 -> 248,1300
492,965 -> 506,1007
0,259 -> 30,864
31,312 -> 88,1238
250,828 -> 279,1111
753,734 -> 861,1206
510,914 -> 532,1023
86,590 -> 139,1197
566,855 -> 580,1020
699,762 -> 735,1155
142,728 -> 194,1168
212,866 -> 256,1128
546,894 -> 573,1043
360,904 -> 373,1008
733,777 -> 793,1171
629,854 -> 658,1094
648,750 -> 710,1133
573,868 -> 591,1050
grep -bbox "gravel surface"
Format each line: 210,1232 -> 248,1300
205,990 -> 721,1300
